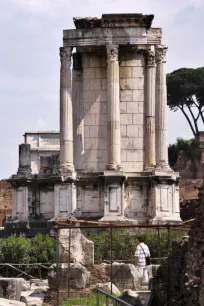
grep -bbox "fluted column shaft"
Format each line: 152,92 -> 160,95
155,45 -> 170,169
145,49 -> 156,170
106,44 -> 121,170
59,47 -> 74,172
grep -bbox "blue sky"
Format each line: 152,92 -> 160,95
0,0 -> 204,179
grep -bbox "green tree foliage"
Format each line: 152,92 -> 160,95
168,137 -> 194,167
84,229 -> 184,263
167,67 -> 204,136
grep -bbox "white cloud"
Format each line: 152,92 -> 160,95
192,0 -> 204,8
11,0 -> 199,21
12,0 -> 59,14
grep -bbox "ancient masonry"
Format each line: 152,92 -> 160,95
7,14 -> 181,231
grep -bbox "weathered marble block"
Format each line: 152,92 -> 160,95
0,278 -> 24,301
58,228 -> 94,266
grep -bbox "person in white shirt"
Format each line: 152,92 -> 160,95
134,237 -> 150,285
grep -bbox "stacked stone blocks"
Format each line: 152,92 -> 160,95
83,53 -> 108,172
120,51 -> 145,172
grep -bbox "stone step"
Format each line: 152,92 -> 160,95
0,298 -> 25,306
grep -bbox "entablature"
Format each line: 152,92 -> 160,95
63,27 -> 162,48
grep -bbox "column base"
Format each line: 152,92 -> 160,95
17,169 -> 31,178
148,178 -> 181,225
149,216 -> 182,225
143,166 -> 155,173
99,215 -> 128,223
59,162 -> 75,172
155,163 -> 173,172
58,165 -> 76,180
106,163 -> 122,171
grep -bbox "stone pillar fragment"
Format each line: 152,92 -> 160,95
106,44 -> 121,171
12,186 -> 29,221
59,47 -> 74,173
17,144 -> 31,175
144,49 -> 156,170
155,45 -> 170,170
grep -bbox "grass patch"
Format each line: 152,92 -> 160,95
62,293 -> 106,305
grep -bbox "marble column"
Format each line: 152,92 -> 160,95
155,45 -> 170,170
72,52 -> 84,170
59,47 -> 74,172
144,49 -> 156,170
106,44 -> 121,171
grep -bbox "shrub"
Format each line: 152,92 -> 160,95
0,234 -> 56,278
29,233 -> 56,263
0,234 -> 56,264
0,235 -> 31,264
84,229 -> 186,263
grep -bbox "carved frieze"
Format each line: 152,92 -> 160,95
101,13 -> 154,29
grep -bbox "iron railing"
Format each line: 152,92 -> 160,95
96,288 -> 132,306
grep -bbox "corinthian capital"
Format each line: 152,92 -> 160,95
60,47 -> 72,65
106,44 -> 119,62
155,45 -> 168,63
146,49 -> 156,66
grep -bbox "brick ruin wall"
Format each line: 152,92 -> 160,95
0,181 -> 12,226
179,179 -> 203,221
179,179 -> 202,202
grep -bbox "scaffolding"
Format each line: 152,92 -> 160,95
53,218 -> 191,306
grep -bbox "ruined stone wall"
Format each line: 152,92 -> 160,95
185,187 -> 204,306
168,237 -> 190,306
179,179 -> 202,202
0,181 -> 12,226
179,179 -> 202,221
0,181 -> 12,210
82,52 -> 108,172
25,133 -> 60,174
167,185 -> 204,306
120,51 -> 145,172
